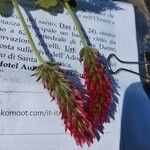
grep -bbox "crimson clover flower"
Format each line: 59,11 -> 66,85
33,62 -> 97,146
64,1 -> 113,129
80,47 -> 112,127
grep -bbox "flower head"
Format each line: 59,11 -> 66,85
80,46 -> 112,127
33,62 -> 97,146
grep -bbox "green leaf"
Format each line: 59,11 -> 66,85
0,0 -> 5,12
0,0 -> 13,17
35,0 -> 58,9
34,0 -> 76,14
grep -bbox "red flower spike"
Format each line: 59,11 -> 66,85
33,62 -> 97,146
80,46 -> 112,127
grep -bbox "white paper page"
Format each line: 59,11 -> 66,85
0,1 -> 139,150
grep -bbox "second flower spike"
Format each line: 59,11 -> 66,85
80,46 -> 112,127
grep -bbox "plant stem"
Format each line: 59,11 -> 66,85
12,0 -> 44,64
64,1 -> 87,47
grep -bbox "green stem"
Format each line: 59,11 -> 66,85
12,0 -> 44,64
64,1 -> 87,47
